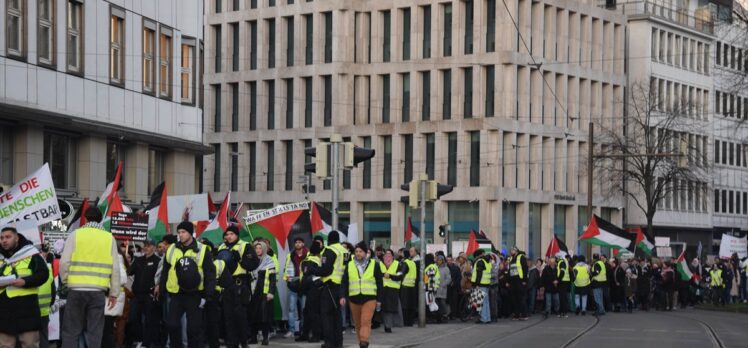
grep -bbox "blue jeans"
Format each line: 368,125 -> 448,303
287,290 -> 305,333
478,287 -> 491,323
545,292 -> 559,314
592,288 -> 605,315
575,294 -> 588,312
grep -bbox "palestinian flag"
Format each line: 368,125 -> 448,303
629,227 -> 655,256
102,190 -> 130,231
545,234 -> 569,258
580,215 -> 632,250
66,198 -> 90,232
196,193 -> 218,235
405,217 -> 421,244
466,229 -> 494,255
199,193 -> 230,245
309,201 -> 358,243
466,230 -> 480,255
676,250 -> 697,281
145,182 -> 169,242
244,202 -> 313,320
98,161 -> 123,215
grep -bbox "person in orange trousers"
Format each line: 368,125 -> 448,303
340,242 -> 384,348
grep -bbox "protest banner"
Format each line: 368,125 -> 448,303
719,233 -> 747,259
110,212 -> 149,241
167,193 -> 209,223
0,163 -> 61,227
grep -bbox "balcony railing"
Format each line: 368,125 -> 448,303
601,1 -> 714,35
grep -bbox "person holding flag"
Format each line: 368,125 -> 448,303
470,249 -> 492,324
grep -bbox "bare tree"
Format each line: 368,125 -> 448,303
594,82 -> 710,237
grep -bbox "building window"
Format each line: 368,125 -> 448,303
38,0 -> 54,65
6,0 -> 25,58
528,203 -> 542,258
443,69 -> 451,120
382,74 -> 391,123
249,81 -> 257,130
448,132 -> 457,186
105,142 -> 125,187
304,77 -> 313,127
443,4 -> 452,57
423,6 -> 431,59
383,11 -> 391,62
404,134 -> 413,183
249,142 -> 256,191
324,12 -> 333,63
324,75 -> 332,126
214,25 -> 222,73
305,15 -> 313,65
485,65 -> 495,117
44,133 -> 77,189
213,85 -> 221,131
0,128 -> 13,185
286,78 -> 294,128
267,80 -> 275,129
286,17 -> 294,66
383,136 -> 392,188
363,137 -> 372,189
181,39 -> 196,104
464,68 -> 473,118
465,0 -> 473,54
267,142 -> 275,191
215,0 -> 222,13
143,20 -> 156,94
66,0 -> 83,73
422,71 -> 430,121
470,131 -> 480,186
426,133 -> 435,179
231,23 -> 239,71
109,7 -> 125,85
402,73 -> 410,122
268,19 -> 276,68
285,141 -> 293,191
402,8 -> 411,60
486,0 -> 496,52
148,149 -> 165,194
448,201 -> 479,236
213,144 -> 221,191
231,83 -> 239,131
502,202 -> 517,251
158,26 -> 173,98
250,21 -> 257,69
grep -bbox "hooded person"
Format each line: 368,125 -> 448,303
248,240 -> 276,345
313,231 -> 350,348
0,227 -> 49,347
297,241 -> 323,343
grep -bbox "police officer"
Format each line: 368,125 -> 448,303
573,256 -> 591,315
296,240 -> 323,343
314,231 -> 349,348
218,225 -> 258,348
156,221 -> 216,348
471,249 -> 492,324
399,249 -> 418,327
556,255 -> 571,317
591,254 -> 607,316
507,247 -> 528,321
128,239 -> 161,348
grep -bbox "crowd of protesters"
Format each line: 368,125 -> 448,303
1,207 -> 747,348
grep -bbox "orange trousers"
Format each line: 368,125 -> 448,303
349,300 -> 377,344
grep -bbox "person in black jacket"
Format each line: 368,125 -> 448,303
507,247 -> 529,321
446,256 -> 462,320
541,257 -> 559,318
296,240 -> 323,343
128,239 -> 162,348
156,222 -> 216,348
313,231 -> 348,348
248,240 -> 276,346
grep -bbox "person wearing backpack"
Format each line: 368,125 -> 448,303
156,221 -> 216,348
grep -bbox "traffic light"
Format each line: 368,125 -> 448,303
343,145 -> 376,168
435,184 -> 454,199
400,181 -> 418,208
438,225 -> 446,238
304,144 -> 329,178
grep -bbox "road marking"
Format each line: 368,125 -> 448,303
675,330 -> 700,334
643,329 -> 669,333
610,328 -> 635,332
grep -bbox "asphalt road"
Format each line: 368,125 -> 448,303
267,308 -> 748,348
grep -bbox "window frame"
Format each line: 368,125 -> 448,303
66,0 -> 84,75
37,0 -> 55,67
6,0 -> 26,60
109,6 -> 126,86
159,25 -> 174,99
142,19 -> 157,95
180,36 -> 197,105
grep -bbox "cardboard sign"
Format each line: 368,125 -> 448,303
110,212 -> 148,241
719,234 -> 747,259
0,163 -> 61,227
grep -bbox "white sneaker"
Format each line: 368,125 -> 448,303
283,331 -> 294,338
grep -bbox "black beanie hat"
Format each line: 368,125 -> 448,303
177,221 -> 194,234
355,241 -> 368,253
327,230 -> 340,244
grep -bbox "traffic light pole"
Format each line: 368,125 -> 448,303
330,136 -> 342,230
418,177 -> 427,328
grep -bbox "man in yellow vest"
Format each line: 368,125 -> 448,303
507,246 -> 528,321
591,253 -> 607,316
399,248 -> 418,327
470,249 -> 492,324
297,240 -> 323,343
0,227 -> 49,348
312,231 -> 349,348
217,224 -> 258,348
709,263 -> 725,305
341,242 -> 383,348
156,221 -> 216,348
59,207 -> 120,348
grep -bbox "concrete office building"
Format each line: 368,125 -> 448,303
204,0 -> 627,257
0,0 -> 206,210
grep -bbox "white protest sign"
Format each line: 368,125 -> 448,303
0,163 -> 61,227
167,193 -> 210,223
719,234 -> 747,259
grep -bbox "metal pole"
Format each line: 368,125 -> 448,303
418,178 -> 427,328
587,121 -> 594,257
331,138 -> 340,231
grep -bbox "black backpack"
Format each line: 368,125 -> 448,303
172,246 -> 204,292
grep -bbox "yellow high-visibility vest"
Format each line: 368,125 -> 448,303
214,259 -> 226,292
38,265 -> 53,317
471,258 -> 492,286
300,255 -> 321,282
574,264 -> 591,287
710,269 -> 723,288
380,260 -> 401,289
557,258 -> 571,282
402,259 -> 417,287
424,264 -> 440,289
593,260 -> 607,283
165,242 -> 207,294
0,257 -> 39,298
347,259 -> 377,296
261,269 -> 275,295
67,227 -> 114,289
509,254 -> 525,279
322,244 -> 349,285
218,241 -> 248,276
